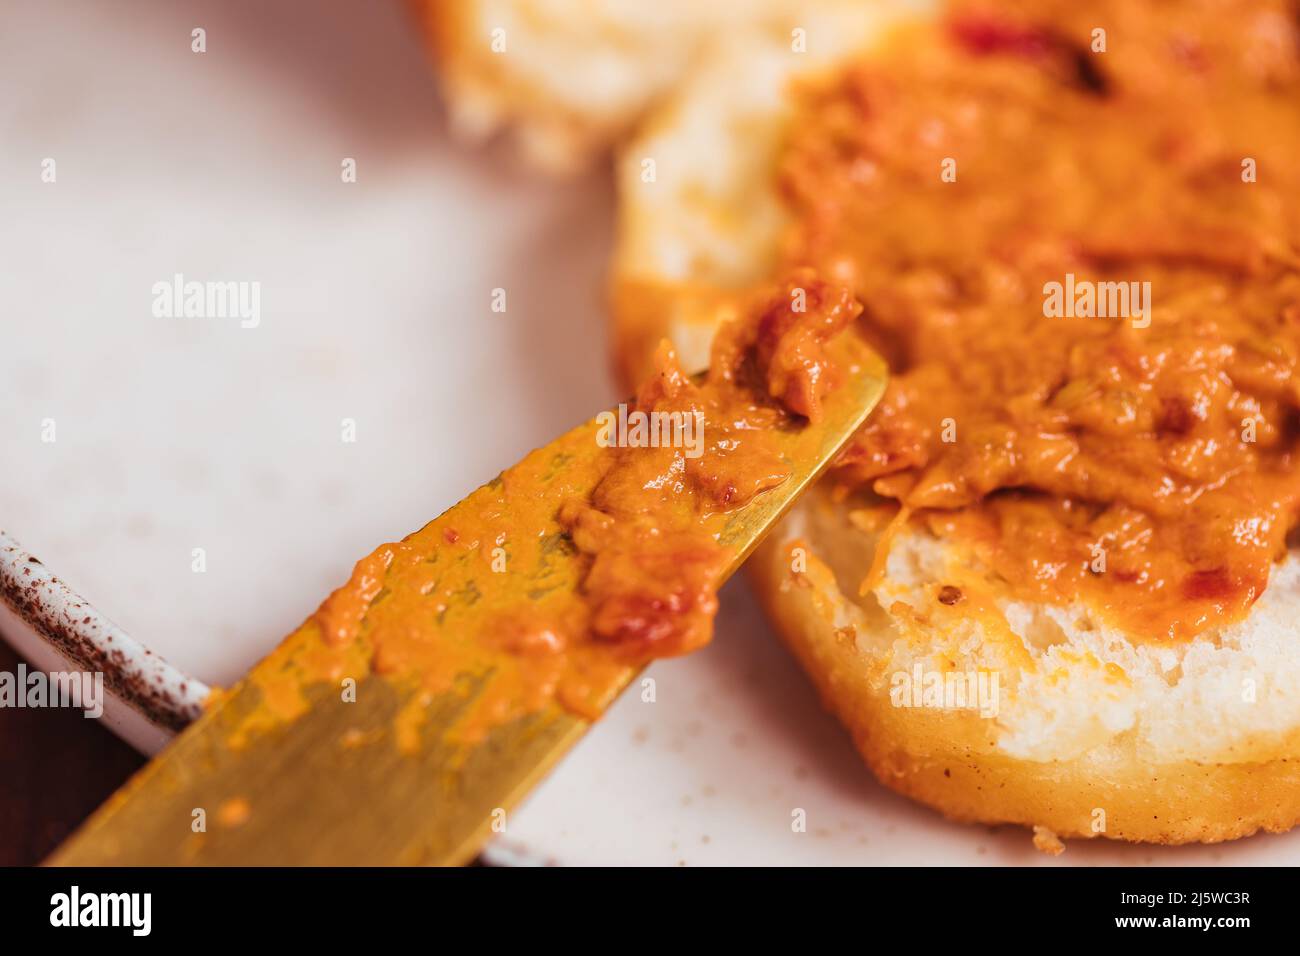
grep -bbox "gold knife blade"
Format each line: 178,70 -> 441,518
48,339 -> 886,866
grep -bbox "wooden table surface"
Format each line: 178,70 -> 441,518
0,640 -> 144,866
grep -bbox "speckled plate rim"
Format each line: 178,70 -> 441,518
0,529 -> 209,755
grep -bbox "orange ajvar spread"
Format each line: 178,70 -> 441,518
779,0 -> 1300,641
238,275 -> 859,746
562,274 -> 859,655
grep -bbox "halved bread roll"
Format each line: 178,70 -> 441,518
611,0 -> 1300,845
747,487 -> 1300,845
413,0 -> 903,172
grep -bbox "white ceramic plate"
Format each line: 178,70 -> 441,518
3,0 -> 1297,866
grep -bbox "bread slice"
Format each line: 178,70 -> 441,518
609,3 -> 1300,845
748,488 -> 1300,844
413,0 -> 903,173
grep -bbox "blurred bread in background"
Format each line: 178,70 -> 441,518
412,0 -> 911,173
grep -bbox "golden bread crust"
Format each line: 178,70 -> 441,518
746,504 -> 1300,845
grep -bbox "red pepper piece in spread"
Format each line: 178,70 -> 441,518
713,270 -> 863,424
